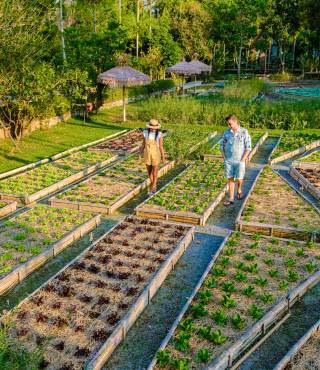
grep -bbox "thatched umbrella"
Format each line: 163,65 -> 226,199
97,66 -> 150,122
188,60 -> 212,73
167,61 -> 200,93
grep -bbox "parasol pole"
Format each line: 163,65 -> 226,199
122,85 -> 126,122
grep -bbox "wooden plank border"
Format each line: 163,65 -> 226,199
0,201 -> 17,219
269,138 -> 320,165
0,155 -> 118,205
48,160 -> 176,214
273,319 -> 320,370
135,163 -> 228,226
0,130 -> 127,181
289,164 -> 320,201
236,168 -> 320,242
188,132 -> 217,155
147,231 -> 232,370
0,213 -> 101,296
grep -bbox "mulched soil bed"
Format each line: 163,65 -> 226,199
0,205 -> 93,277
301,150 -> 320,163
6,216 -> 191,369
286,332 -> 320,370
0,150 -> 113,196
90,130 -> 143,154
154,232 -> 320,370
240,168 -> 319,232
296,168 -> 320,190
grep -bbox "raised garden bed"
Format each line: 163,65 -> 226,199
289,163 -> 320,200
0,204 -> 100,295
3,216 -> 194,369
136,160 -> 227,225
89,129 -> 144,155
269,132 -> 320,165
49,155 -> 176,214
299,150 -> 320,164
203,132 -> 268,162
0,200 -> 17,219
274,319 -> 320,370
0,149 -> 117,204
0,130 -> 127,181
149,232 -> 320,370
236,167 -> 320,242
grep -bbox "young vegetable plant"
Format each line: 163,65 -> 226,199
231,314 -> 246,330
221,294 -> 237,309
249,304 -> 264,320
196,348 -> 211,363
211,310 -> 228,326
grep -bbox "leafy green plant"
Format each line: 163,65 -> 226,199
244,253 -> 256,261
190,304 -> 208,318
279,280 -> 289,290
179,318 -> 195,333
286,270 -> 299,282
224,248 -> 235,256
211,310 -> 228,326
296,248 -> 306,257
204,277 -> 216,289
231,314 -> 246,330
196,348 -> 211,363
264,258 -> 274,265
173,331 -> 191,352
268,269 -> 279,278
221,294 -> 237,309
156,350 -> 171,367
242,285 -> 256,297
284,258 -> 296,267
254,276 -> 268,286
220,281 -> 237,293
235,272 -> 248,282
212,266 -> 226,277
305,261 -> 317,273
220,256 -> 230,266
198,290 -> 213,305
249,304 -> 264,320
259,293 -> 274,303
249,242 -> 259,249
170,357 -> 189,370
246,263 -> 259,274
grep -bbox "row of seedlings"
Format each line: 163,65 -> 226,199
269,132 -> 320,165
274,318 -> 320,370
149,231 -> 320,370
0,130 -> 127,181
89,129 -> 144,155
0,149 -> 117,205
0,129 -> 145,205
136,160 -> 227,225
236,167 -> 320,242
0,200 -> 17,219
48,154 -> 176,214
290,149 -> 320,201
3,216 -> 194,369
0,204 -> 100,295
203,132 -> 268,162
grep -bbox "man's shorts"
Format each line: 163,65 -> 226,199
224,160 -> 245,180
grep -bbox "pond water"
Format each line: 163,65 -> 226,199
274,87 -> 320,97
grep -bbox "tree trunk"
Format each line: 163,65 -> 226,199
136,0 -> 140,58
268,40 -> 272,73
292,36 -> 297,73
59,0 -> 66,62
279,44 -> 285,73
237,46 -> 242,80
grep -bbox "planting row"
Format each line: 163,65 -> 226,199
49,154 -> 175,214
0,149 -> 115,204
89,129 -> 144,154
300,149 -> 320,163
0,205 -> 99,294
4,216 -> 193,369
237,167 -> 320,241
136,160 -> 227,225
270,132 -> 320,164
204,132 -> 264,159
290,164 -> 320,201
153,232 -> 320,370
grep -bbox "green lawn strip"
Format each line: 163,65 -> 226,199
55,154 -> 167,207
0,114 -> 121,174
0,205 -> 93,277
0,150 -> 114,196
271,131 -> 320,160
146,160 -> 225,215
241,167 -> 320,231
154,232 -> 320,369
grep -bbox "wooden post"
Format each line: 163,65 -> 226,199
122,85 -> 126,122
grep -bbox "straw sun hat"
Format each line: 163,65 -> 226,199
146,119 -> 161,129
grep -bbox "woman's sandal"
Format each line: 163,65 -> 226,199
237,192 -> 243,200
224,200 -> 234,206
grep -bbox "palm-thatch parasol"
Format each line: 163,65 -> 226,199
188,60 -> 212,73
97,66 -> 150,122
167,61 -> 200,93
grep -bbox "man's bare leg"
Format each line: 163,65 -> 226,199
224,177 -> 235,205
237,179 -> 243,199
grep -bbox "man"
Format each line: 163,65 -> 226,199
220,114 -> 252,206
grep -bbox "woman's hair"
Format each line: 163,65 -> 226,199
147,128 -> 160,140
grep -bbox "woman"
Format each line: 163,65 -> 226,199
140,119 -> 165,194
